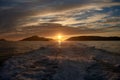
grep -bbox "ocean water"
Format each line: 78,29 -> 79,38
77,41 -> 120,53
0,41 -> 120,80
0,41 -> 120,56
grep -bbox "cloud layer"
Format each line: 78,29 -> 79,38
0,0 -> 120,40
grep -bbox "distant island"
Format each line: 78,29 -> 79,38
67,36 -> 120,41
20,36 -> 53,41
0,39 -> 7,41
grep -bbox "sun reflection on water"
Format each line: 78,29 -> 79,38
56,34 -> 64,48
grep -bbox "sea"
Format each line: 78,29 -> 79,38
0,41 -> 120,80
0,41 -> 120,55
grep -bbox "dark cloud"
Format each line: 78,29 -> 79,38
0,22 -> 120,40
0,0 -> 120,40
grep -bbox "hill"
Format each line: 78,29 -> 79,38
0,39 -> 7,41
67,36 -> 120,41
20,36 -> 52,41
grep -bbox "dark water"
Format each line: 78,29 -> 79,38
0,41 -> 120,63
0,41 -> 119,54
0,41 -> 120,80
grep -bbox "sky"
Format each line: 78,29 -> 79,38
0,0 -> 120,40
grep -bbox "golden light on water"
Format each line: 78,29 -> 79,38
57,35 -> 63,41
58,35 -> 62,48
54,34 -> 65,48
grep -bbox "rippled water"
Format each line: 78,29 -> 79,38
0,41 -> 120,56
0,41 -> 120,80
77,41 -> 120,53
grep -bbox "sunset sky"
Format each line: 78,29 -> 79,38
0,0 -> 120,40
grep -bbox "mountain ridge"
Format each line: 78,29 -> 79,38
67,36 -> 120,41
20,36 -> 53,41
0,39 -> 7,41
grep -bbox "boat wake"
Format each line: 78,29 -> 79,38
0,43 -> 120,80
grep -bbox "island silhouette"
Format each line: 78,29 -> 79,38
0,36 -> 120,41
0,39 -> 7,41
67,36 -> 120,41
20,36 -> 53,41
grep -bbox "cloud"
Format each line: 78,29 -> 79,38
1,22 -> 119,40
0,0 -> 120,39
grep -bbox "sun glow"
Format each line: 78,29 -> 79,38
58,35 -> 63,41
54,34 -> 65,48
55,34 -> 65,42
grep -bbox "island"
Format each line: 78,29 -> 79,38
67,36 -> 120,41
20,36 -> 53,41
0,39 -> 7,41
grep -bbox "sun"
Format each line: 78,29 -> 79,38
57,35 -> 63,41
55,34 -> 64,48
53,34 -> 66,43
53,34 -> 66,47
56,34 -> 64,42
